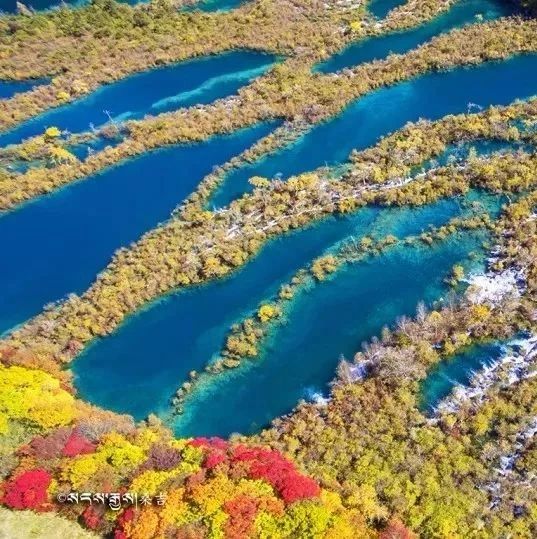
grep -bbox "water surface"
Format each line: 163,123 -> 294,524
186,0 -> 246,12
211,54 -> 537,207
1,0 -> 145,14
0,79 -> 48,100
369,0 -> 405,19
419,341 -> 504,412
0,122 -> 276,334
74,196 -> 479,420
175,228 -> 490,437
0,51 -> 277,146
317,0 -> 513,73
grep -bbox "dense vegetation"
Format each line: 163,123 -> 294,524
1,0 -> 537,537
3,15 -> 537,209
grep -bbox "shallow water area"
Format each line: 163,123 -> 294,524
0,122 -> 276,334
211,54 -> 537,208
316,0 -> 514,73
174,226 -> 492,437
419,341 -> 505,412
73,193 -> 495,423
0,51 -> 277,147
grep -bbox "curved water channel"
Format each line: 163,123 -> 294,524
73,192 -> 502,425
211,53 -> 537,208
0,50 -> 277,147
4,2 -> 537,437
419,341 -> 505,412
0,122 -> 277,334
316,0 -> 514,74
173,231 -> 492,437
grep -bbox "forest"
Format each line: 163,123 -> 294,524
1,0 -> 537,537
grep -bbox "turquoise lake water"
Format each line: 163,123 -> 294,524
419,341 -> 505,412
73,194 -> 495,422
211,54 -> 537,208
0,122 -> 276,335
316,0 -> 513,73
186,0 -> 246,12
0,79 -> 48,100
368,0 -> 405,19
173,227 -> 493,437
0,51 -> 276,147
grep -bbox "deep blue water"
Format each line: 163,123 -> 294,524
211,54 -> 537,208
369,0 -> 406,19
419,341 -> 504,411
73,195 -> 481,421
0,122 -> 276,334
317,0 -> 514,73
174,228 -> 491,437
0,51 -> 277,147
0,79 -> 48,100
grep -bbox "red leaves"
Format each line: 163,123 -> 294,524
62,430 -> 95,457
278,473 -> 320,504
2,469 -> 52,510
233,446 -> 320,503
190,439 -> 320,504
82,505 -> 102,530
191,437 -> 229,451
224,494 -> 258,539
204,450 -> 227,470
380,517 -> 416,539
114,507 -> 135,539
191,437 -> 229,470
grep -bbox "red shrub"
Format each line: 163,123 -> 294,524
278,474 -> 320,504
224,494 -> 259,539
190,437 -> 229,451
114,507 -> 135,539
62,430 -> 96,457
231,446 -> 320,503
204,450 -> 228,470
28,428 -> 71,460
82,505 -> 102,530
2,469 -> 52,510
380,517 -> 416,539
